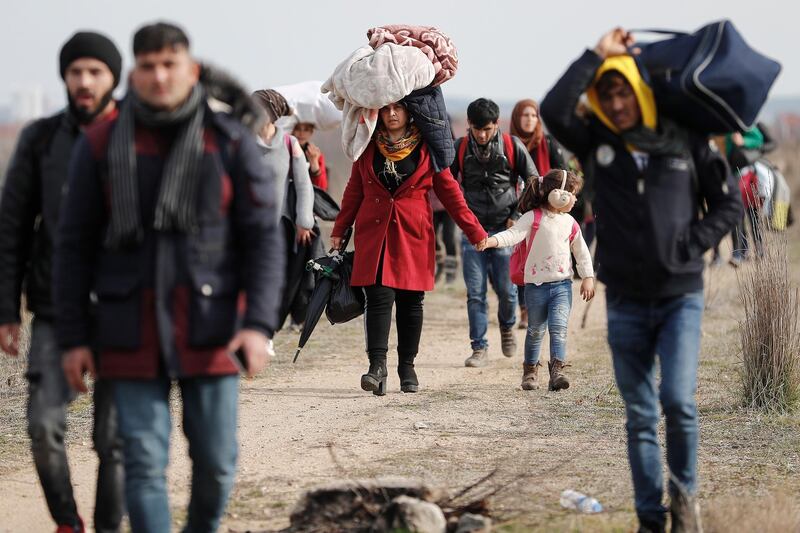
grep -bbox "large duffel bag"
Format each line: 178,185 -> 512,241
633,20 -> 781,134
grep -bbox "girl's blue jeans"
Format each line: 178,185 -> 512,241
523,279 -> 573,365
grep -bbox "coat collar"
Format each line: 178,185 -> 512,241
363,141 -> 430,197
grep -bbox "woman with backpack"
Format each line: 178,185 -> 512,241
330,101 -> 486,395
252,89 -> 318,335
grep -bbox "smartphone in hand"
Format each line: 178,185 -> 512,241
228,348 -> 248,374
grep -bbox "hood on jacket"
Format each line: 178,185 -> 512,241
586,55 -> 657,134
200,63 -> 266,133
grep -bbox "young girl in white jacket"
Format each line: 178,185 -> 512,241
477,169 -> 595,390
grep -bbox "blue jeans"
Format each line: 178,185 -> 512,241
523,280 -> 572,365
461,233 -> 517,349
606,290 -> 703,525
114,375 -> 240,533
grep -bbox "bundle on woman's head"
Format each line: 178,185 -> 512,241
519,169 -> 583,212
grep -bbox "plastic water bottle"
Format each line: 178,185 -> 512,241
560,490 -> 603,513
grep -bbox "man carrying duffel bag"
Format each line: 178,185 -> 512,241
541,27 -> 743,533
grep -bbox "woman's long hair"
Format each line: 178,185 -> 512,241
518,169 -> 583,213
510,99 -> 543,154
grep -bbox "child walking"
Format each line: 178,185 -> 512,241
477,169 -> 595,390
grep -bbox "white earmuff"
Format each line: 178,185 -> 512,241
548,170 -> 572,209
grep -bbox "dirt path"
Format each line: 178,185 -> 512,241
2,263 -> 798,532
0,284 -> 609,532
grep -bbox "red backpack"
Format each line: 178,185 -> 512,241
509,209 -> 580,286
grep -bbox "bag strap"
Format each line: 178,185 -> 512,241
628,28 -> 689,37
569,220 -> 580,243
502,133 -> 516,175
456,136 -> 467,177
525,208 -> 542,249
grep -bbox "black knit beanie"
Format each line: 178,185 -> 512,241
59,31 -> 122,88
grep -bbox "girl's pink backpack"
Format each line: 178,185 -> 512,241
509,209 -> 542,286
509,209 -> 580,285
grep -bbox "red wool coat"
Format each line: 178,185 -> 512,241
332,142 -> 487,291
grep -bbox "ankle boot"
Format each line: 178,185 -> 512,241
398,354 -> 419,393
361,357 -> 388,396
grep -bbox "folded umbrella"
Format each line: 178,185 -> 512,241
293,228 -> 356,362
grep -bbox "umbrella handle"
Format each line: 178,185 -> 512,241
339,227 -> 353,251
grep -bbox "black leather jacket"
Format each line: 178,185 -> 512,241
451,134 -> 538,232
0,111 -> 81,323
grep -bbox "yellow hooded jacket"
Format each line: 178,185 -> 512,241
586,55 -> 658,137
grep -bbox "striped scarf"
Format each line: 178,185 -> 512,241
106,85 -> 205,249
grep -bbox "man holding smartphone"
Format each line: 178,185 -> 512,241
54,22 -> 284,532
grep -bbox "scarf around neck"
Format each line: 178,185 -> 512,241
622,117 -> 691,158
376,124 -> 422,162
106,85 -> 205,249
468,130 -> 499,164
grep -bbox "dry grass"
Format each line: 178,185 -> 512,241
736,217 -> 800,413
703,491 -> 800,533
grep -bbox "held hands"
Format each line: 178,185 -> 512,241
580,277 -> 596,302
0,323 -> 21,356
594,27 -> 639,59
474,237 -> 497,252
62,346 -> 96,393
330,236 -> 343,252
227,328 -> 271,379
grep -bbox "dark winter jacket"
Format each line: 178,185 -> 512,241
53,103 -> 285,379
402,85 -> 454,173
451,134 -> 538,232
541,49 -> 743,299
0,110 -> 89,323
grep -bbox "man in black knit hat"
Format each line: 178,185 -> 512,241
0,31 -> 124,533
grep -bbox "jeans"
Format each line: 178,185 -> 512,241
114,375 -> 239,533
26,318 -> 124,531
606,289 -> 703,525
523,280 -> 572,365
364,283 -> 425,363
461,233 -> 517,349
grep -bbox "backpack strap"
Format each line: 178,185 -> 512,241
528,208 -> 542,245
285,134 -> 294,178
456,136 -> 467,178
502,133 -> 516,175
569,220 -> 580,243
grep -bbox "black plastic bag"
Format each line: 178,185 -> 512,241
313,187 -> 341,221
325,252 -> 364,324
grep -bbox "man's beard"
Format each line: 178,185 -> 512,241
67,89 -> 114,124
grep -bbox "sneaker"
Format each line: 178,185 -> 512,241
500,327 -> 517,357
464,347 -> 488,367
548,359 -> 571,391
521,362 -> 541,390
670,491 -> 703,533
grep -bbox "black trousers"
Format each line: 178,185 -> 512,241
363,282 -> 425,362
433,210 -> 457,258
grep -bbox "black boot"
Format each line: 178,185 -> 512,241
398,354 -> 419,393
361,357 -> 388,396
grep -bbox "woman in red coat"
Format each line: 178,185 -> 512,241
331,102 -> 487,396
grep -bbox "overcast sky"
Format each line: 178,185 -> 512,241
0,0 -> 794,108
